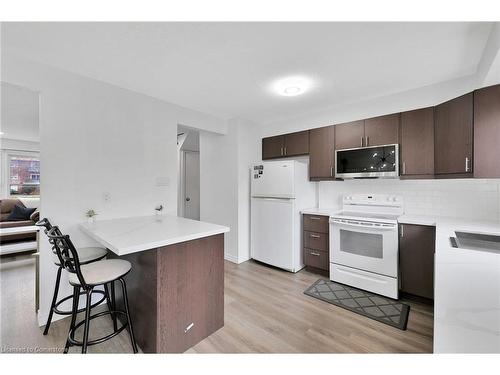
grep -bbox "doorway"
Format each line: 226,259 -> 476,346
177,125 -> 200,220
0,81 -> 41,317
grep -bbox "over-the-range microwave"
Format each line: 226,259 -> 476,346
335,144 -> 399,179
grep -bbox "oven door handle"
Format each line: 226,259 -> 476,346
330,218 -> 397,230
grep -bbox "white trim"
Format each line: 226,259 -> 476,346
237,255 -> 251,264
224,252 -> 239,264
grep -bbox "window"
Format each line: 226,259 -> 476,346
9,155 -> 40,196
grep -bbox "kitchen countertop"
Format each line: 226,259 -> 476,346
432,217 -> 500,353
301,207 -> 500,353
301,207 -> 341,217
80,215 -> 230,256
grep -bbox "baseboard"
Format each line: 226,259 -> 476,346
224,253 -> 239,264
237,255 -> 251,264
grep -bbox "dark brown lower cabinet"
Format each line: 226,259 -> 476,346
303,214 -> 329,273
111,234 -> 224,353
399,224 -> 435,300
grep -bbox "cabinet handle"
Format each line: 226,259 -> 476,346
280,147 -> 283,156
331,166 -> 334,177
284,147 -> 287,156
366,136 -> 369,147
310,251 -> 321,256
309,217 -> 321,221
400,224 -> 404,238
309,234 -> 321,238
465,157 -> 470,172
402,161 -> 406,175
184,322 -> 194,333
360,137 -> 364,147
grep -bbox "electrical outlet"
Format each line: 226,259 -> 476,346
103,192 -> 111,202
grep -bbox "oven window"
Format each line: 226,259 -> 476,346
336,145 -> 396,174
339,229 -> 383,259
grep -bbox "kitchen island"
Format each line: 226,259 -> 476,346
80,215 -> 229,353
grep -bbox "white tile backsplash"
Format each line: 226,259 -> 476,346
319,178 -> 500,221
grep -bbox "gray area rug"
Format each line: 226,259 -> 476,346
304,279 -> 410,330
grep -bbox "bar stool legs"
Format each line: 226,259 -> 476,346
44,266 -> 62,335
82,289 -> 93,353
104,283 -> 118,332
64,286 -> 80,354
64,278 -> 138,353
119,278 -> 138,353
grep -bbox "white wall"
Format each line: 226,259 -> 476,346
261,74 -> 479,137
0,82 -> 40,142
319,179 -> 500,221
1,55 -> 226,326
200,118 -> 260,263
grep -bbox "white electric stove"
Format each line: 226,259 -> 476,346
329,194 -> 403,299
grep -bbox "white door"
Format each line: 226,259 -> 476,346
184,151 -> 200,220
250,197 -> 294,271
330,218 -> 398,277
251,161 -> 295,198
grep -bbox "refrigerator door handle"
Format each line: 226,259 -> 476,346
252,197 -> 293,201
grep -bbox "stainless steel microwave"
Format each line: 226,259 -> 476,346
335,144 -> 399,179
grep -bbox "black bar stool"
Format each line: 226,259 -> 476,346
36,218 -> 108,335
47,226 -> 138,353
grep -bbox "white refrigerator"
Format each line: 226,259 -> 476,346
250,160 -> 316,272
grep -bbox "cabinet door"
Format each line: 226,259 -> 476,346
434,93 -> 473,176
284,130 -> 309,157
262,135 -> 284,159
309,125 -> 335,180
158,234 -> 224,353
364,113 -> 400,147
399,224 -> 435,299
400,108 -> 434,177
334,120 -> 365,150
474,84 -> 500,178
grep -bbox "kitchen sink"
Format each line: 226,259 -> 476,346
450,231 -> 500,253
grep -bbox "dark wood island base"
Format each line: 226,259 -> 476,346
111,233 -> 224,353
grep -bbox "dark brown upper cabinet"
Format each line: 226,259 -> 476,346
434,93 -> 473,177
262,135 -> 284,159
364,113 -> 400,147
400,107 -> 434,177
474,84 -> 500,178
399,224 -> 435,300
284,131 -> 309,157
262,131 -> 309,160
309,125 -> 336,180
334,120 -> 365,150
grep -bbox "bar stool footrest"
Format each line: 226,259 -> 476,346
68,310 -> 129,347
53,290 -> 106,315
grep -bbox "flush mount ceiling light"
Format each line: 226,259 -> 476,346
271,76 -> 314,97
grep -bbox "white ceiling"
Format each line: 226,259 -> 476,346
1,22 -> 494,124
1,82 -> 39,141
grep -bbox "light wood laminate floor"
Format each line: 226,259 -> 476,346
0,255 -> 433,353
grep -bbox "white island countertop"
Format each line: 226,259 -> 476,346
80,215 -> 229,256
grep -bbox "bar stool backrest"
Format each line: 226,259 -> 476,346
36,218 -> 66,266
47,226 -> 89,289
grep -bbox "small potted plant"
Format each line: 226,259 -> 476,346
85,209 -> 98,224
